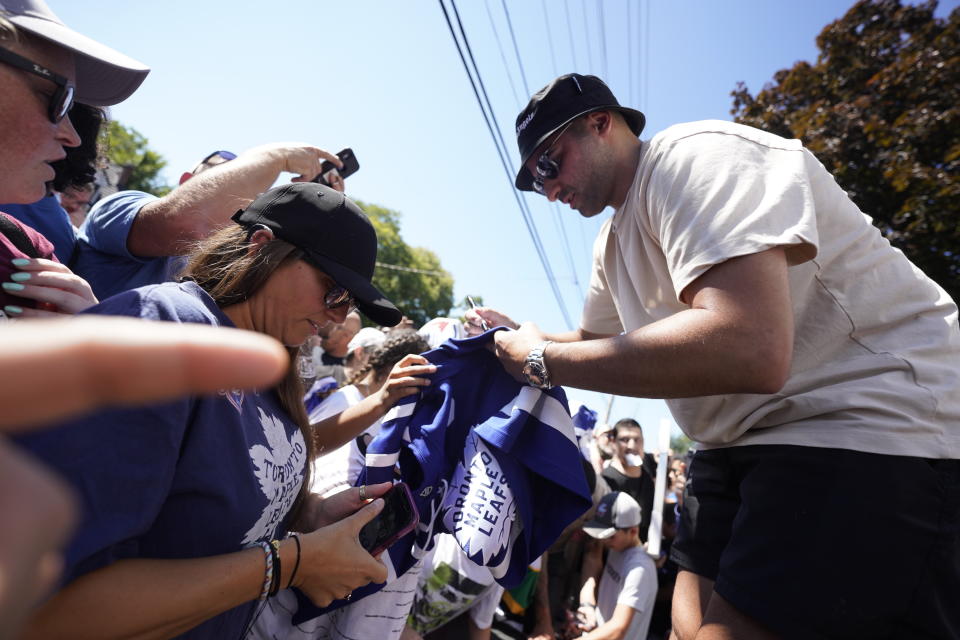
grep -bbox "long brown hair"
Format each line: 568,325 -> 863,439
181,225 -> 313,517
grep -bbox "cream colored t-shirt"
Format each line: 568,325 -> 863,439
581,120 -> 960,458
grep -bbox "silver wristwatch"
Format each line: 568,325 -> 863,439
522,341 -> 554,389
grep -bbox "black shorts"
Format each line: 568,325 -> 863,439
670,444 -> 960,640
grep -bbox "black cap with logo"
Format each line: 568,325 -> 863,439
232,183 -> 403,327
514,73 -> 646,191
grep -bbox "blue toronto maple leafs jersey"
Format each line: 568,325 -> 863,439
15,282 -> 306,639
293,329 -> 592,623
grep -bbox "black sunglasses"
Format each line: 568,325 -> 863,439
0,46 -> 75,124
532,120 -> 576,195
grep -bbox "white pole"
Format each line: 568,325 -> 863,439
646,418 -> 671,558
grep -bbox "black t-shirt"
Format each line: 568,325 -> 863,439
321,351 -> 344,366
602,464 -> 656,543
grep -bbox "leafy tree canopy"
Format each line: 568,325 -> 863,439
731,0 -> 959,299
101,120 -> 172,197
356,200 -> 455,327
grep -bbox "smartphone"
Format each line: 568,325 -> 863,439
357,482 -> 419,557
313,148 -> 360,185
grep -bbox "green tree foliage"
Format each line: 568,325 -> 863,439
670,432 -> 694,457
731,0 -> 959,300
356,200 -> 455,326
101,120 -> 172,197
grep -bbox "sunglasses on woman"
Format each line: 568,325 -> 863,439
0,46 -> 75,124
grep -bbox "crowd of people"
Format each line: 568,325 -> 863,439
1,1 -> 958,639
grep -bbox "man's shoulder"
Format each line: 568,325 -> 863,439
80,190 -> 158,238
648,120 -> 803,154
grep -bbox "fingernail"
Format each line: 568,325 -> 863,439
2,282 -> 24,291
10,258 -> 30,267
10,272 -> 30,282
3,305 -> 22,314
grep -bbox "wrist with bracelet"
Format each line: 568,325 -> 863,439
256,534 -> 303,600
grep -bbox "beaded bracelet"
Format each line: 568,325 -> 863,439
268,539 -> 283,597
257,540 -> 273,601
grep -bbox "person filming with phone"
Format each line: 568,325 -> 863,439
15,182 -> 435,639
72,142 -> 352,301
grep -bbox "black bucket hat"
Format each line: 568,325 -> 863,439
232,183 -> 403,327
514,73 -> 646,191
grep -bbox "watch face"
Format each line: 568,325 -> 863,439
523,362 -> 547,387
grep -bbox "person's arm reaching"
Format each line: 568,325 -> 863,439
127,143 -> 343,257
486,248 -> 794,398
311,355 -> 436,453
575,603 -> 637,640
22,489 -> 389,640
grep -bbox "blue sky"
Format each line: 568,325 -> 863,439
55,0 -> 958,448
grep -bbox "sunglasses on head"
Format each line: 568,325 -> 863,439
0,46 -> 75,124
532,119 -> 576,195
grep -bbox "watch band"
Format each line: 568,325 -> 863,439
522,340 -> 555,389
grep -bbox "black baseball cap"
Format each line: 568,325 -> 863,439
514,73 -> 646,191
232,183 -> 403,327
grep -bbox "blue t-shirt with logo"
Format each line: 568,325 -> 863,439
15,281 -> 306,639
74,190 -> 185,300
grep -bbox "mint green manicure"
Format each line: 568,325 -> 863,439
3,305 -> 22,314
2,282 -> 24,291
10,259 -> 30,267
10,272 -> 30,282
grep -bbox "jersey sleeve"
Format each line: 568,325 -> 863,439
78,190 -> 158,260
645,126 -> 819,300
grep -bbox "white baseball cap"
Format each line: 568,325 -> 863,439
347,327 -> 386,356
2,0 -> 149,105
582,491 -> 641,539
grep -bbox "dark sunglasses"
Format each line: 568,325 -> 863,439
198,150 -> 238,165
532,120 -> 576,195
0,46 -> 75,123
324,282 -> 355,311
316,271 -> 355,311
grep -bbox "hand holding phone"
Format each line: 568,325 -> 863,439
357,482 -> 419,557
313,148 -> 360,186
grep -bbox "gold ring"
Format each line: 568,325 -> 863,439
359,485 -> 367,501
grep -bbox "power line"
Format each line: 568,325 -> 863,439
644,0 -> 651,112
563,0 -> 579,71
580,0 -> 594,72
541,0 -> 559,76
628,0 -> 635,107
597,0 -> 608,79
500,0 -> 530,95
376,262 -> 448,277
438,0 -> 573,329
483,0 -> 522,108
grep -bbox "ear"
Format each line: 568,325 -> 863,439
246,227 -> 275,256
585,110 -> 613,136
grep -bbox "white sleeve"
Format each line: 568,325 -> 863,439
468,583 -> 505,629
617,557 -> 655,613
580,219 -> 625,336
646,127 -> 819,300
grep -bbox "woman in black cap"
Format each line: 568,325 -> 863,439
16,183 -> 435,639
